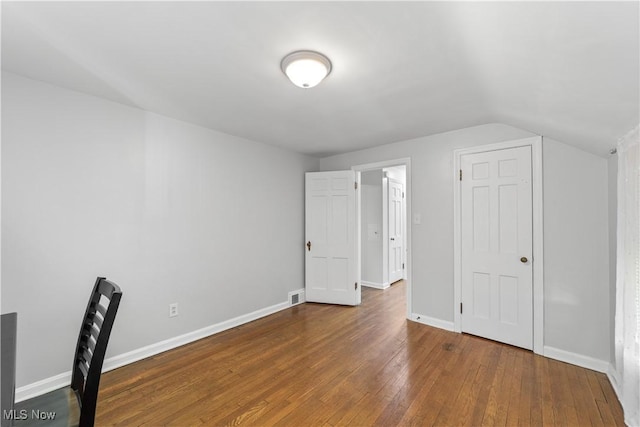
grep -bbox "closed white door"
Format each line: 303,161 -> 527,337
460,146 -> 533,349
388,178 -> 404,284
305,171 -> 359,306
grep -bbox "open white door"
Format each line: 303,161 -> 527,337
388,178 -> 404,284
305,171 -> 359,305
460,146 -> 533,350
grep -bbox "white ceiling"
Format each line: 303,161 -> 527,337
2,1 -> 638,157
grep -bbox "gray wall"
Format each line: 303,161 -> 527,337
320,125 -> 613,363
1,72 -> 319,387
542,139 -> 610,362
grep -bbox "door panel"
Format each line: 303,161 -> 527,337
461,146 -> 533,349
305,171 -> 358,305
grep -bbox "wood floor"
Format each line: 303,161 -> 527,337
97,282 -> 624,426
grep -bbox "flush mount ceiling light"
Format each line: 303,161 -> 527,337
281,50 -> 332,89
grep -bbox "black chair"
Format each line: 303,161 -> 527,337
15,277 -> 122,427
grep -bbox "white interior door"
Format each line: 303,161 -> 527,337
460,146 -> 533,349
305,171 -> 359,305
388,178 -> 404,284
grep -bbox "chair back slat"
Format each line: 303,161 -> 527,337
91,313 -> 104,330
94,303 -> 108,320
80,347 -> 93,366
89,323 -> 101,343
77,336 -> 97,359
70,277 -> 122,427
78,359 -> 89,378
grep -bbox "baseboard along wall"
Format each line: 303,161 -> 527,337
361,281 -> 390,290
542,345 -> 610,374
411,313 -> 456,332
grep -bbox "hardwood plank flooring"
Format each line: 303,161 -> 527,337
96,282 -> 624,426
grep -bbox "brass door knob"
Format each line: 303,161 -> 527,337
520,257 -> 528,263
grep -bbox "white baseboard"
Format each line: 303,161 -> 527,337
16,299 -> 291,402
411,313 -> 455,332
13,372 -> 71,403
361,281 -> 390,290
543,346 -> 609,373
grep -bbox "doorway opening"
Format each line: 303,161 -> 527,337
353,159 -> 411,319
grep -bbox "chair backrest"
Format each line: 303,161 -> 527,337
71,277 -> 122,427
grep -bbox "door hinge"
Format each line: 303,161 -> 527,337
459,169 -> 462,181
355,282 -> 358,290
402,263 -> 405,269
460,302 -> 463,314
354,181 -> 358,190
402,192 -> 405,198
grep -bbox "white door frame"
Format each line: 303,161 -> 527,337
453,136 -> 544,354
353,158 -> 412,320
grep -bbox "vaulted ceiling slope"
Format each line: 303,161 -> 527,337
2,2 -> 638,157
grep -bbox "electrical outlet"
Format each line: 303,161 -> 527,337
169,303 -> 178,318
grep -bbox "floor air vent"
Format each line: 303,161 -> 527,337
288,289 -> 304,306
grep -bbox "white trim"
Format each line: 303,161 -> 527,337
453,136 -> 544,354
13,372 -> 71,404
352,158 -> 412,320
411,313 -> 455,332
543,346 -> 610,374
361,280 -> 390,290
15,299 -> 291,402
382,174 -> 389,285
532,137 -> 544,353
355,171 -> 362,305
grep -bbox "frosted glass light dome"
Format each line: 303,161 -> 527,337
281,51 -> 332,89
